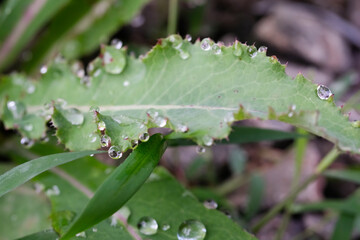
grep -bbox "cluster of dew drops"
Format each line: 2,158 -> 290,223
74,199 -> 223,239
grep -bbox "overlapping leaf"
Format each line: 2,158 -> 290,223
1,35 -> 359,153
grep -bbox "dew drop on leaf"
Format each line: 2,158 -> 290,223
108,146 -> 122,159
111,38 -> 123,49
202,135 -> 213,146
90,106 -> 100,113
248,46 -> 257,58
224,112 -> 235,123
185,34 -> 192,42
75,231 -> 86,238
179,50 -> 190,60
56,98 -> 67,108
162,224 -> 171,231
317,85 -> 332,100
23,123 -> 33,132
177,220 -> 206,240
212,44 -> 221,55
80,76 -> 91,87
137,216 -> 158,235
100,135 -> 111,147
20,137 -> 34,148
258,46 -> 268,53
40,65 -> 47,74
196,146 -> 206,154
200,38 -> 211,51
7,101 -> 25,119
92,228 -> 98,233
26,83 -> 36,94
131,139 -> 139,149
177,124 -> 189,133
63,108 -> 84,125
123,80 -> 130,87
139,132 -> 150,142
203,199 -> 218,209
169,35 -> 183,49
97,121 -> 106,131
46,185 -> 60,196
154,116 -> 167,127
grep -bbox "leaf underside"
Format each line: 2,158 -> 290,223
0,35 -> 359,153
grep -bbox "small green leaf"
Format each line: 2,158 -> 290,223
0,150 -> 101,197
61,134 -> 167,239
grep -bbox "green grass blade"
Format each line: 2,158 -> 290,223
331,212 -> 355,240
324,169 -> 360,184
61,134 -> 167,239
245,173 -> 264,220
17,230 -> 58,240
0,150 -> 101,197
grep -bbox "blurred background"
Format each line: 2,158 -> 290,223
1,0 -> 360,239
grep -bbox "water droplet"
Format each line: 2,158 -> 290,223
137,216 -> 158,235
26,83 -> 36,94
7,101 -> 25,119
92,228 -> 98,232
196,146 -> 206,154
40,65 -> 48,74
317,85 -> 332,100
131,139 -> 139,149
63,108 -> 84,125
90,106 -> 100,113
46,185 -> 60,196
212,44 -> 221,55
258,46 -> 268,53
98,121 -> 106,131
34,182 -> 45,194
23,123 -> 33,132
101,135 -> 111,147
200,38 -> 211,51
233,42 -> 242,57
162,224 -> 171,231
75,231 -> 86,238
203,199 -> 218,209
169,35 -> 183,49
179,50 -> 190,60
248,46 -> 257,58
202,135 -> 213,146
56,98 -> 67,108
108,146 -> 122,159
123,80 -> 130,87
185,34 -> 192,42
139,132 -> 150,142
288,104 -> 296,117
111,38 -> 123,49
146,109 -> 159,119
40,135 -> 49,142
20,137 -> 34,148
177,124 -> 189,133
154,116 -> 167,127
177,220 -> 206,240
224,112 -> 235,123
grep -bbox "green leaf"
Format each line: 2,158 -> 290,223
17,229 -> 59,240
0,0 -> 71,71
331,212 -> 355,240
61,134 -> 167,239
324,169 -> 360,184
245,173 -> 264,220
0,150 -> 101,197
1,35 -> 359,153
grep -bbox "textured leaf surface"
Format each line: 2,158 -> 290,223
1,35 -> 359,153
0,150 -> 101,197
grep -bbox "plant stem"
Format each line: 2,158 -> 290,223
252,147 -> 340,233
167,0 -> 178,35
275,129 -> 309,239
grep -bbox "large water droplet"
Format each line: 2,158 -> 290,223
111,38 -> 123,49
137,216 -> 158,235
196,146 -> 206,154
248,46 -> 257,58
202,135 -> 213,147
317,85 -> 332,100
139,132 -> 150,142
212,44 -> 221,55
7,101 -> 25,119
162,224 -> 171,231
63,108 -> 84,125
200,38 -> 211,51
177,124 -> 189,133
177,220 -> 206,240
108,146 -> 122,159
131,139 -> 139,149
233,42 -> 242,57
101,135 -> 111,147
98,121 -> 106,131
203,199 -> 218,209
40,65 -> 48,74
179,50 -> 190,60
20,137 -> 34,148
